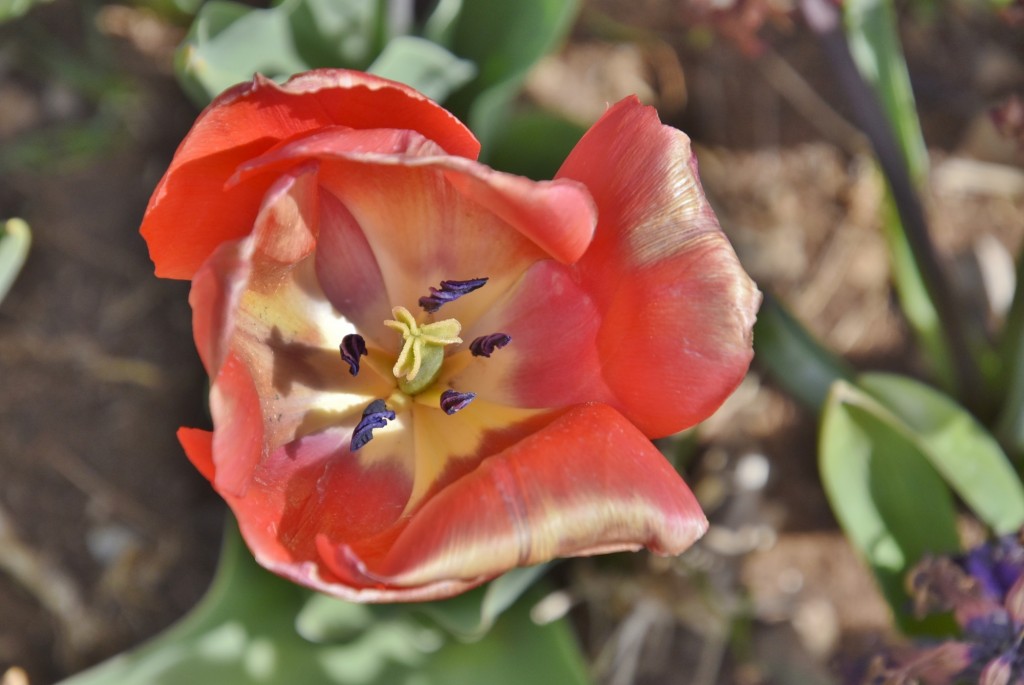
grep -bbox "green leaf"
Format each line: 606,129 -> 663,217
59,519 -> 591,684
421,587 -> 590,685
444,0 -> 579,150
0,218 -> 31,305
843,0 -> 927,181
842,1 -> 994,397
486,109 -> 587,179
175,1 -> 309,106
878,197 -> 956,392
367,36 -> 476,103
415,563 -> 551,640
859,372 -> 1024,534
284,0 -> 383,71
820,380 -> 960,630
995,241 -> 1024,462
0,0 -> 53,23
843,0 -> 951,389
752,293 -> 855,414
422,0 -> 463,46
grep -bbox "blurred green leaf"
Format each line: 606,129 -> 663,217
820,380 -> 960,630
445,0 -> 579,150
415,563 -> 551,641
859,373 -> 1024,534
175,1 -> 308,106
0,0 -> 53,23
995,255 -> 1024,461
843,0 -> 959,394
487,108 -> 586,179
422,0 -> 463,46
60,519 -> 590,684
844,0 -> 928,180
368,35 -> 475,103
880,198 -> 957,390
285,0 -> 383,71
0,219 -> 31,305
134,0 -> 204,21
843,0 -> 995,403
421,593 -> 589,685
753,293 -> 855,414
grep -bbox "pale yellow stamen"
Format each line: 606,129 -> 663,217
383,305 -> 462,395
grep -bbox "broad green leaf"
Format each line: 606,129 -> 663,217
0,0 -> 53,23
752,293 -> 855,414
60,519 -> 591,684
444,0 -> 579,149
859,372 -> 1024,534
0,218 -> 31,305
175,1 -> 308,106
367,36 -> 476,103
820,380 -> 960,629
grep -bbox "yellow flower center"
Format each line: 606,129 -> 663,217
383,305 -> 462,395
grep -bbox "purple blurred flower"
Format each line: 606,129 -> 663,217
866,530 -> 1024,685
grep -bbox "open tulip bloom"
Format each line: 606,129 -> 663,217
140,69 -> 760,602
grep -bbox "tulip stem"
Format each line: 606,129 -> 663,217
798,0 -> 985,413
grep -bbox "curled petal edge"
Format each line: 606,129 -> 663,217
317,402 -> 707,596
179,403 -> 707,602
143,69 -> 479,280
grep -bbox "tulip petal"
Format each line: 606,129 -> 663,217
557,97 -> 760,436
209,351 -> 264,497
231,126 -> 596,323
195,169 -> 395,494
450,259 -> 617,408
319,403 -> 707,591
314,188 -> 394,350
142,69 -> 479,280
210,398 -> 552,602
178,427 -> 214,483
190,164 -> 321,376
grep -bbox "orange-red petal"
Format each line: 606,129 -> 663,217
318,403 -> 707,594
228,125 -> 596,319
557,97 -> 760,436
178,427 -> 214,483
141,70 -> 480,280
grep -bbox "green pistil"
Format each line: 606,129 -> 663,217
383,305 -> 462,395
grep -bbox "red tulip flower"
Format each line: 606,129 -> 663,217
141,70 -> 760,602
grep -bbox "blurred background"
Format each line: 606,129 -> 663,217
0,1 -> 1022,683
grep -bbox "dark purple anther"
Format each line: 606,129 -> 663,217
340,334 -> 367,376
350,399 -> 396,451
418,277 -> 488,313
469,333 -> 511,358
440,389 -> 476,415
